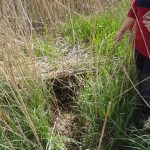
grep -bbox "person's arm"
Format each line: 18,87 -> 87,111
115,17 -> 135,42
115,0 -> 137,42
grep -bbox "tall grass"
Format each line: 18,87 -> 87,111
58,1 -> 150,149
61,13 -> 137,149
0,0 -> 149,150
0,0 -> 109,34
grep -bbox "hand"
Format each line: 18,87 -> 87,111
143,20 -> 150,32
114,31 -> 124,42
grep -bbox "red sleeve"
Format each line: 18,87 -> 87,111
127,0 -> 137,19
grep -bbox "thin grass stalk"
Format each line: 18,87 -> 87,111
98,102 -> 112,150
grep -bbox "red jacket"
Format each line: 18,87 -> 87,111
128,0 -> 150,58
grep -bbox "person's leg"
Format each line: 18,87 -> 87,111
134,51 -> 150,128
135,50 -> 150,106
138,72 -> 150,108
138,58 -> 150,116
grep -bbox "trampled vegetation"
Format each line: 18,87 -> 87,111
0,0 -> 150,150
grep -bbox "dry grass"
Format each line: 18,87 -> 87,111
0,0 -> 102,85
1,0 -> 146,149
0,0 -> 102,149
0,0 -> 111,33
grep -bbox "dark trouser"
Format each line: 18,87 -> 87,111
135,50 -> 150,109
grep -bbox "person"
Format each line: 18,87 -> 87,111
115,0 -> 150,125
143,12 -> 150,32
